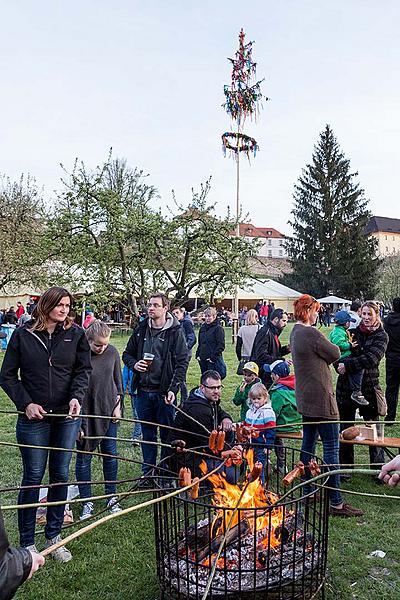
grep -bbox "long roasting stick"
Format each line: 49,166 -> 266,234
40,461 -> 226,558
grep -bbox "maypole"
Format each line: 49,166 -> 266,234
222,28 -> 267,338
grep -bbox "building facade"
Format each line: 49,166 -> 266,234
238,223 -> 288,259
365,216 -> 400,257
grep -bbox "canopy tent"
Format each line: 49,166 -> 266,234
317,295 -> 351,307
0,287 -> 42,310
189,279 -> 302,313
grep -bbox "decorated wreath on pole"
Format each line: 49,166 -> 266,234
221,132 -> 259,158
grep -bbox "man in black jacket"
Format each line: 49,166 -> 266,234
384,298 -> 400,423
169,370 -> 234,480
122,293 -> 188,476
251,308 -> 290,385
0,508 -> 44,600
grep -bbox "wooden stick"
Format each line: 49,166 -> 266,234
40,461 -> 226,558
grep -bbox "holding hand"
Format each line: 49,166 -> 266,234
25,403 -> 47,420
378,456 -> 400,487
28,550 -> 45,579
134,360 -> 149,372
67,398 -> 81,419
337,363 -> 346,375
165,391 -> 175,405
220,418 -> 233,432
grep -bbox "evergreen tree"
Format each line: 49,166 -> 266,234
285,125 -> 378,298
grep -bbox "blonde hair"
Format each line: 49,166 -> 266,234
249,382 -> 269,400
361,301 -> 382,325
246,308 -> 258,325
85,319 -> 111,342
30,287 -> 74,332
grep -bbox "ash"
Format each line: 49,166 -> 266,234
163,529 -> 321,597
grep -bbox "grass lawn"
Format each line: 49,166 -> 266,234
1,324 -> 399,600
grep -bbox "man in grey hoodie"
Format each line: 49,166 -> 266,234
122,293 -> 188,477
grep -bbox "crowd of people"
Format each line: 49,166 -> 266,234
0,287 -> 399,599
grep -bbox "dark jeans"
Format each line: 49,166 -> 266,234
76,421 -> 118,499
339,403 -> 384,467
198,356 -> 227,380
130,395 -> 142,439
385,361 -> 400,422
16,414 -> 81,546
135,390 -> 175,475
348,370 -> 364,392
300,418 -> 342,506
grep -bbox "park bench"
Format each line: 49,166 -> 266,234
276,430 -> 400,460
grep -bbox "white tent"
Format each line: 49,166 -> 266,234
189,279 -> 302,313
317,295 -> 351,307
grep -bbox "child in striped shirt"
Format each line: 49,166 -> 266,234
244,382 -> 276,483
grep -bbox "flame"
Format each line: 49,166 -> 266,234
199,449 -> 286,549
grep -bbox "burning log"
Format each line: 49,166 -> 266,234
197,519 -> 251,562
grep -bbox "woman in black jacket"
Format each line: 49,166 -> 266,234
336,301 -> 388,470
195,307 -> 226,379
0,287 -> 92,563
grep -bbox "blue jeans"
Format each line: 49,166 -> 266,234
16,414 -> 81,546
300,418 -> 342,506
348,370 -> 364,392
130,395 -> 142,439
135,390 -> 175,475
76,421 -> 118,499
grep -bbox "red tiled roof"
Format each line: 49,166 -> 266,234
239,223 -> 286,239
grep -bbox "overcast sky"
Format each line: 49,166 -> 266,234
1,1 -> 399,233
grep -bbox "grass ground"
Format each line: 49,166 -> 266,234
1,324 -> 399,599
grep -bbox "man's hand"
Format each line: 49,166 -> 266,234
134,360 -> 148,372
67,398 -> 81,419
27,550 -> 45,579
378,456 -> 400,487
165,391 -> 175,405
337,363 -> 346,375
25,403 -> 47,420
221,418 -> 233,432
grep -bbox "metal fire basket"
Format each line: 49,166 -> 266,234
153,446 -> 330,600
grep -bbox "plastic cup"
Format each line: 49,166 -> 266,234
376,422 -> 385,441
143,353 -> 155,370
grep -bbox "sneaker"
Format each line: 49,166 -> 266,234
107,496 -> 122,514
79,501 -> 94,521
351,391 -> 369,406
329,503 -> 364,518
44,535 -> 72,562
25,544 -> 39,554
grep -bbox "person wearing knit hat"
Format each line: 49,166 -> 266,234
268,360 -> 301,473
231,362 -> 260,421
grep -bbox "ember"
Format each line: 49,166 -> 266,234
153,445 -> 329,599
